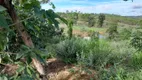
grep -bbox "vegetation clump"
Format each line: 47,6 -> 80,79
0,0 -> 142,80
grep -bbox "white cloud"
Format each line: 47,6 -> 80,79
41,0 -> 142,16
132,4 -> 142,9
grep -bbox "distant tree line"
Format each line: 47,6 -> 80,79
57,11 -> 141,27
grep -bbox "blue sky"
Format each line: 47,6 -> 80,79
41,0 -> 142,16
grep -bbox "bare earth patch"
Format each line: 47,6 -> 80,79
0,58 -> 96,80
72,30 -> 90,37
46,58 -> 96,80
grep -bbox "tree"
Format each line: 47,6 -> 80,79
98,13 -> 105,27
0,1 -> 45,79
67,21 -> 73,39
106,21 -> 118,39
0,0 -> 67,79
88,14 -> 96,27
66,11 -> 79,25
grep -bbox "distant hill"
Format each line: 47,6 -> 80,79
57,12 -> 141,25
125,16 -> 142,19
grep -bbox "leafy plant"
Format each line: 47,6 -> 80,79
130,29 -> 142,51
0,0 -> 69,79
106,21 -> 118,39
88,14 -> 96,27
118,28 -> 131,40
77,39 -> 112,69
56,38 -> 83,64
67,21 -> 73,39
98,13 -> 105,27
131,52 -> 142,68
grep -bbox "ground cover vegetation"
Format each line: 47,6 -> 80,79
0,0 -> 142,80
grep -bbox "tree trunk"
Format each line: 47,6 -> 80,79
2,0 -> 46,79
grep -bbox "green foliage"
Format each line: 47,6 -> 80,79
106,21 -> 118,39
118,28 -> 131,40
0,31 -> 8,51
88,15 -> 96,27
98,13 -> 105,27
56,38 -> 83,64
67,21 -> 73,39
139,20 -> 142,28
0,52 -> 13,64
77,39 -> 112,69
65,11 -> 79,24
99,66 -> 127,80
98,41 -> 138,80
109,41 -> 136,66
0,5 -> 7,12
0,0 -> 68,79
0,0 -> 141,79
99,65 -> 142,80
78,13 -> 91,22
130,29 -> 142,51
0,14 -> 9,28
12,63 -> 39,80
76,40 -> 137,79
0,74 -> 8,80
131,52 -> 142,68
11,0 -> 68,50
0,45 -> 47,79
58,12 -> 140,26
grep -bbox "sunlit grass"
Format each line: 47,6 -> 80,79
73,25 -> 107,32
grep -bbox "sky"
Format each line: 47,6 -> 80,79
41,0 -> 142,16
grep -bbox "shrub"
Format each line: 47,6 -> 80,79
55,38 -> 83,64
139,20 -> 142,28
109,41 -> 136,65
67,21 -> 73,39
98,13 -> 105,27
118,28 -> 131,40
88,15 -> 96,27
45,43 -> 57,59
131,52 -> 142,68
99,65 -> 142,80
99,66 -> 128,80
77,39 -> 112,69
130,29 -> 142,51
106,21 -> 118,40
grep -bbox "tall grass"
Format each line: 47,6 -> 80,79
77,39 -> 112,69
54,37 -> 142,79
131,52 -> 142,68
98,40 -> 142,80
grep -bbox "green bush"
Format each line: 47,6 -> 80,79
110,41 -> 136,64
98,13 -> 105,27
131,52 -> 142,68
130,29 -> 142,51
97,41 -> 141,80
99,63 -> 142,80
56,38 -> 83,64
118,28 -> 131,40
45,43 -> 57,59
106,21 -> 118,40
67,21 -> 73,39
77,39 -> 112,69
108,41 -> 137,72
88,15 -> 96,27
99,66 -> 128,80
99,65 -> 142,80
